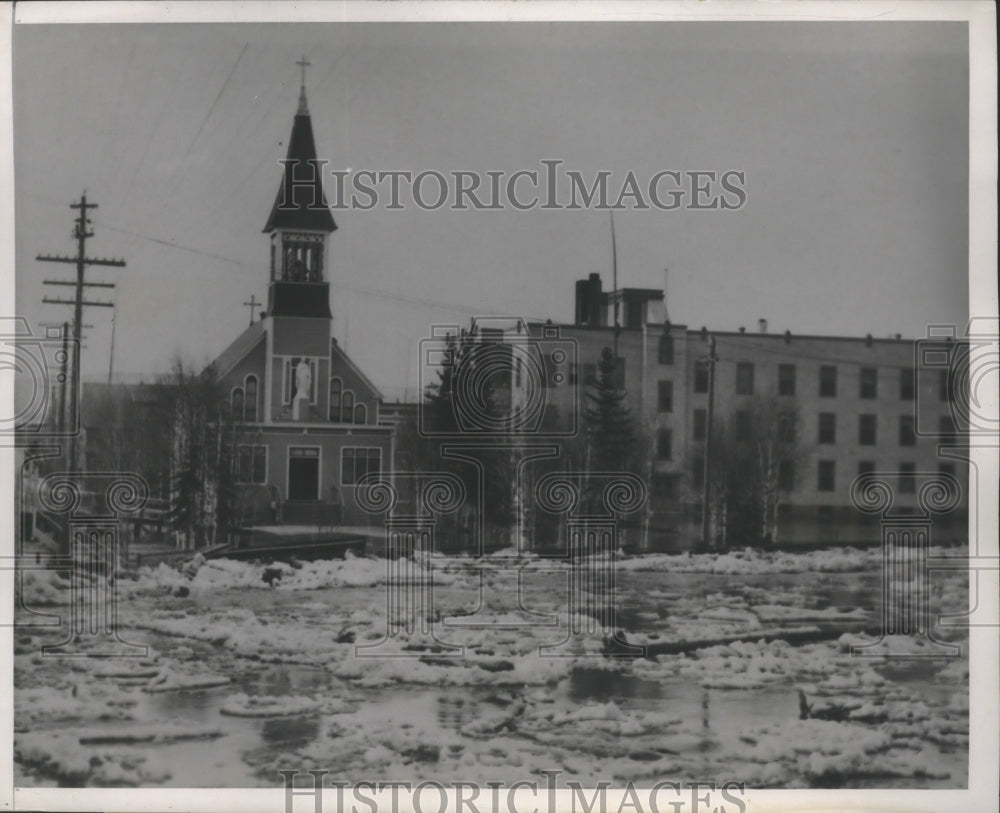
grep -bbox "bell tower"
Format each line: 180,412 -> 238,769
263,57 -> 336,319
263,59 -> 338,424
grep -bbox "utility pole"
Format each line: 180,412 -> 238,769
107,311 -> 117,386
39,192 -> 125,474
610,210 -> 620,361
58,321 -> 69,434
700,334 -> 718,550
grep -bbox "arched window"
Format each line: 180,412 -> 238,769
658,333 -> 674,365
341,390 -> 355,423
244,375 -> 258,422
353,403 -> 367,425
231,387 -> 244,420
328,378 -> 342,422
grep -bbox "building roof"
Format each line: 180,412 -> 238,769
331,338 -> 384,402
262,89 -> 337,234
208,319 -> 266,379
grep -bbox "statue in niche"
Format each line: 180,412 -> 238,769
292,359 -> 312,419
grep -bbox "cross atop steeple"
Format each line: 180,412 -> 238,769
243,293 -> 261,325
296,56 -> 311,115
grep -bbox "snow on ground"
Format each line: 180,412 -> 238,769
615,544 -> 964,575
126,551 -> 458,596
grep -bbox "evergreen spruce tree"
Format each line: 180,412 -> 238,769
584,346 -> 635,473
421,325 -> 518,550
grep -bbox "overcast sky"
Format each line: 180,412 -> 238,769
12,21 -> 969,398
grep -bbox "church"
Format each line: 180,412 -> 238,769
208,66 -> 392,528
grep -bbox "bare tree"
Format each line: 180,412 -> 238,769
690,394 -> 807,547
165,358 -> 241,551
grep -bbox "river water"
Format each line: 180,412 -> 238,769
14,554 -> 969,788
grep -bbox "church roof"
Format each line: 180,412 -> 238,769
208,319 -> 266,380
263,91 -> 337,234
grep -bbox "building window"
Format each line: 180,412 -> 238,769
858,460 -> 876,477
658,334 -> 674,365
778,411 -> 796,444
692,456 -> 704,490
693,408 -> 707,441
231,387 -> 244,419
657,380 -> 673,412
656,428 -> 672,461
899,414 -> 916,446
900,367 -> 915,400
236,444 -> 267,484
694,360 -> 710,394
329,378 -> 343,422
860,367 -> 878,399
818,412 -> 836,444
734,410 -> 751,441
778,364 -> 796,396
859,414 -> 877,445
342,447 -> 381,486
778,460 -> 795,492
819,365 -> 837,398
244,375 -> 258,422
899,462 -> 916,494
283,357 -> 317,405
736,362 -> 754,395
341,390 -> 355,423
818,460 -> 835,492
625,299 -> 643,329
353,403 -> 367,424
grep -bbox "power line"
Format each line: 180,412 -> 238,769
88,217 -> 551,321
90,218 -> 248,266
158,43 -> 250,214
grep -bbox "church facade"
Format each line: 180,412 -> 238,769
208,75 -> 391,528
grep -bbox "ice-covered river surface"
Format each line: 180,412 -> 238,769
14,546 -> 969,789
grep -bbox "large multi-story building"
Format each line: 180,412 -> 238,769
512,273 -> 968,549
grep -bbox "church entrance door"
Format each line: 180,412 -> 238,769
287,447 -> 320,502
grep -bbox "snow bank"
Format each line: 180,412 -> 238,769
616,546 -> 880,575
16,570 -> 72,605
15,730 -> 172,786
129,552 -> 454,595
615,544 -> 965,575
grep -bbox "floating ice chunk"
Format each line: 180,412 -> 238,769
220,692 -> 322,717
143,669 -> 230,693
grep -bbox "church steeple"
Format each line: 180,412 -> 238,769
263,57 -> 336,236
264,59 -> 336,320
